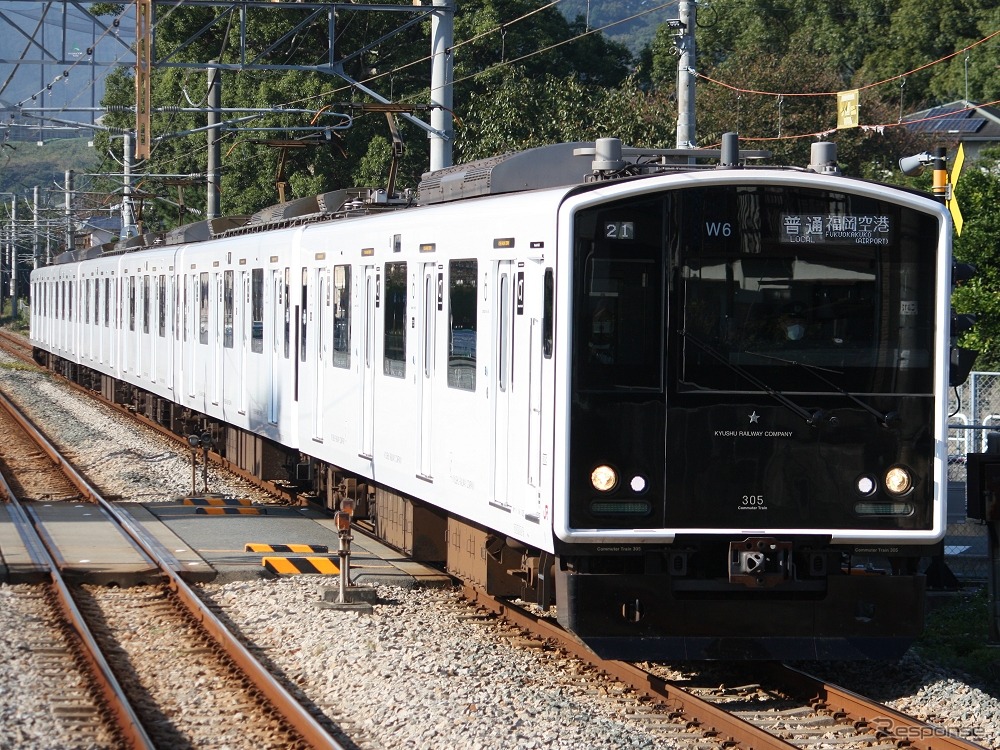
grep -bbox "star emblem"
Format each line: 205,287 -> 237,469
748,411 -> 760,424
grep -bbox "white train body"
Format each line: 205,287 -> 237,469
30,139 -> 958,659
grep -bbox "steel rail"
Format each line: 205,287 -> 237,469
0,395 -> 156,750
0,382 -> 345,750
461,583 -> 799,750
768,663 -> 990,750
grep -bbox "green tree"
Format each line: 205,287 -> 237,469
952,150 -> 1000,369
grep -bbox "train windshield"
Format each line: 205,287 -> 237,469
572,184 -> 940,395
676,184 -> 939,395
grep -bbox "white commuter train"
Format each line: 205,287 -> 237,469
31,137 -> 964,659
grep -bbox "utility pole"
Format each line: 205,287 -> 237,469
123,134 -> 136,238
10,197 -> 18,323
429,0 -> 454,171
206,62 -> 221,220
675,0 -> 697,149
32,187 -> 40,270
65,170 -> 74,254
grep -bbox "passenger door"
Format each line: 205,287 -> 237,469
360,265 -> 378,461
418,263 -> 439,480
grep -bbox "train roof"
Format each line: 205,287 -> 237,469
56,136 -> 932,266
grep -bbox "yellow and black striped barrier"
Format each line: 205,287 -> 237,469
244,543 -> 329,554
183,495 -> 253,507
195,506 -> 261,515
262,556 -> 340,576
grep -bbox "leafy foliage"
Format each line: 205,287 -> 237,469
951,150 -> 1000,369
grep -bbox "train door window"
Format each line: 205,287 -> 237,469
199,272 -> 209,344
68,281 -> 73,319
84,279 -> 91,324
104,279 -> 109,326
284,267 -> 290,359
383,261 -> 407,378
499,272 -> 510,392
128,277 -> 136,332
182,275 -> 188,342
223,270 -> 234,348
93,279 -> 99,326
174,275 -> 180,340
333,264 -> 350,368
573,198 -> 665,391
158,275 -> 166,337
142,275 -> 150,334
300,268 -> 308,362
448,259 -> 477,390
543,267 -> 554,358
251,268 -> 263,353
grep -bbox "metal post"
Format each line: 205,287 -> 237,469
123,134 -> 135,238
932,145 -> 948,205
206,62 -> 221,220
335,511 -> 353,604
64,170 -> 74,253
9,198 -> 17,322
429,0 -> 454,171
987,433 -> 1000,644
675,0 -> 697,149
32,186 -> 39,270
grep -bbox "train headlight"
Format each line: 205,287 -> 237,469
855,475 -> 877,496
884,466 -> 913,495
591,465 -> 618,492
629,474 -> 648,494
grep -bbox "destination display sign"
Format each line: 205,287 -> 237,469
779,214 -> 893,245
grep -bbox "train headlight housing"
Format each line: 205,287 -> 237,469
884,466 -> 913,496
629,474 -> 648,494
591,465 -> 618,492
855,475 -> 877,496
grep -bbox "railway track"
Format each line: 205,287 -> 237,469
0,386 -> 347,749
461,585 -> 991,750
1,329 -> 994,749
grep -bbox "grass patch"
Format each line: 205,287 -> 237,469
915,585 -> 1000,689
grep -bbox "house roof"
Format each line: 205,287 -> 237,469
77,215 -> 121,233
904,100 -> 1000,141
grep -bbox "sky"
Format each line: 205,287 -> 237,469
1,2 -> 135,136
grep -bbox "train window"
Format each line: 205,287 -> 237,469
94,279 -> 99,327
84,279 -> 91,324
448,259 -> 477,390
142,276 -> 150,334
158,275 -> 166,338
543,267 -> 554,359
223,270 -> 234,348
104,279 -> 110,327
300,268 -> 308,363
384,262 -> 407,378
332,265 -> 350,368
129,278 -> 136,332
573,198 -> 665,391
251,268 -> 264,354
284,267 -> 290,359
174,276 -> 180,341
675,185 -> 937,394
68,281 -> 73,320
199,272 -> 209,344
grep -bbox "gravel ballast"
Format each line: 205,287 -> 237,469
1,348 -> 998,749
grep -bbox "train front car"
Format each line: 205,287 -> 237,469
555,170 -> 951,660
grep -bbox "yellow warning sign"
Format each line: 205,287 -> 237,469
837,89 -> 860,129
948,143 -> 965,236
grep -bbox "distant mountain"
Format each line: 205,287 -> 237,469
558,0 -> 676,55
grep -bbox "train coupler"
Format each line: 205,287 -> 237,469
729,537 -> 794,587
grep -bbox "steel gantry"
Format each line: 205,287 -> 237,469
1,0 -> 454,167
